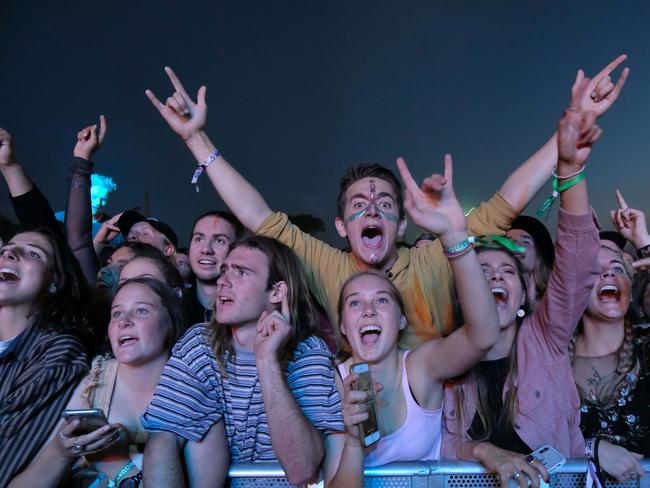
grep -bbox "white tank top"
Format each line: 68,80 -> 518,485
338,350 -> 442,466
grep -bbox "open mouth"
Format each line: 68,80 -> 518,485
361,226 -> 384,249
118,336 -> 138,346
491,287 -> 509,307
218,296 -> 234,305
0,267 -> 20,282
598,284 -> 621,302
360,324 -> 382,345
198,259 -> 217,266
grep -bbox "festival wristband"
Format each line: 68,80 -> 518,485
536,171 -> 586,219
190,149 -> 220,192
471,235 -> 526,254
443,238 -> 473,260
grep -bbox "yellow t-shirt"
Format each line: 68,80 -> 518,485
257,192 -> 517,349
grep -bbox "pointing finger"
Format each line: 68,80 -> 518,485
164,66 -> 191,100
615,189 -> 629,210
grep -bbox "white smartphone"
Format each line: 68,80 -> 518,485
62,408 -> 109,435
507,445 -> 566,488
350,362 -> 381,447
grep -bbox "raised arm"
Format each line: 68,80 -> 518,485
146,67 -> 271,231
531,73 -> 602,350
255,298 -> 324,485
610,190 -> 650,251
397,155 -> 500,380
65,116 -> 107,284
499,54 -> 628,213
0,127 -> 61,234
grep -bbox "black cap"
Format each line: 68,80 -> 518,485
599,231 -> 627,251
511,215 -> 554,268
117,210 -> 178,248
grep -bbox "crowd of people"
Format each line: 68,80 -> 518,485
1,53 -> 647,488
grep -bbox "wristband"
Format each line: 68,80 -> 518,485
585,437 -> 596,460
536,172 -> 586,219
443,238 -> 472,260
190,149 -> 220,192
471,235 -> 526,254
552,164 -> 586,180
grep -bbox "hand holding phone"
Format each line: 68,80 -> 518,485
348,362 -> 381,448
58,409 -> 123,457
62,408 -> 109,434
507,445 -> 566,488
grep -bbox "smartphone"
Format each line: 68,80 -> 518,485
62,408 -> 109,435
349,362 -> 381,447
507,445 -> 566,488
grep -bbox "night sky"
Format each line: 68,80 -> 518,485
1,1 -> 648,246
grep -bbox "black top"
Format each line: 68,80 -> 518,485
576,334 -> 650,456
467,357 -> 530,453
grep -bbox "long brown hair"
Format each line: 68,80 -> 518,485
210,236 -> 320,372
453,245 -> 530,439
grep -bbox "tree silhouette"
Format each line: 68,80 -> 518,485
288,213 -> 325,237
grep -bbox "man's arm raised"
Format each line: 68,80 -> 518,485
146,67 -> 271,231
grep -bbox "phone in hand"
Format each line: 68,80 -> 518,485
62,408 -> 109,435
507,445 -> 566,488
350,362 -> 381,447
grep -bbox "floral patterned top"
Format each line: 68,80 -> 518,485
573,333 -> 650,456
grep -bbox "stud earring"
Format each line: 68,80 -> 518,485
48,283 -> 57,294
517,309 -> 525,318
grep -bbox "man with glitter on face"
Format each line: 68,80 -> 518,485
144,56 -> 629,348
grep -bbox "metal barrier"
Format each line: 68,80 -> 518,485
228,460 -> 650,487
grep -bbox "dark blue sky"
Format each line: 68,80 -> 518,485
1,1 -> 648,245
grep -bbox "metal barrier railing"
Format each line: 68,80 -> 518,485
228,459 -> 650,487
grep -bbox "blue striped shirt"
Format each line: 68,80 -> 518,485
141,323 -> 344,461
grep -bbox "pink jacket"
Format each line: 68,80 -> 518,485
442,209 -> 599,459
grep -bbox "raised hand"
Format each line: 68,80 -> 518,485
610,189 -> 650,249
0,127 -> 18,169
396,154 -> 467,244
93,211 -> 124,252
575,54 -> 629,118
73,115 -> 107,160
254,293 -> 293,361
146,67 -> 207,141
558,75 -> 601,170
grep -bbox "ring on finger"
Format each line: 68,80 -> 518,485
513,471 -> 521,479
72,440 -> 83,452
524,454 -> 536,465
59,430 -> 69,440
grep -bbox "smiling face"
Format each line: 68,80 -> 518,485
339,272 -> 406,363
584,247 -> 631,322
478,249 -> 525,329
189,216 -> 236,282
335,177 -> 406,269
0,232 -> 54,309
506,229 -> 537,273
215,246 -> 274,327
108,282 -> 169,365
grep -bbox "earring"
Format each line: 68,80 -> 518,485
517,309 -> 525,318
48,283 -> 57,294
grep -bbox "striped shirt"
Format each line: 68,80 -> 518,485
0,325 -> 88,485
141,323 -> 344,461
